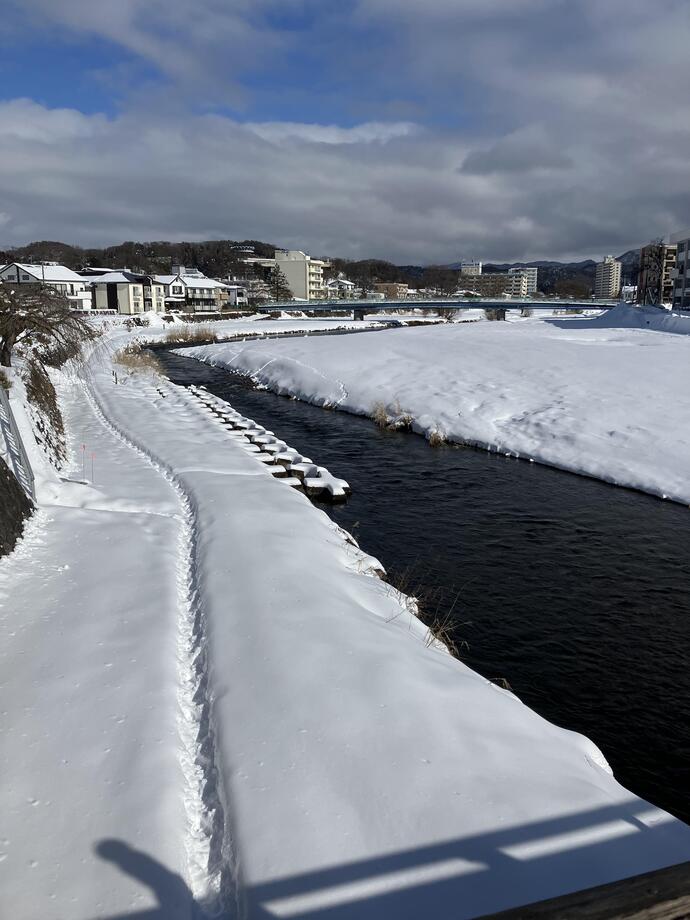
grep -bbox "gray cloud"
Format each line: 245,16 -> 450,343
461,127 -> 573,175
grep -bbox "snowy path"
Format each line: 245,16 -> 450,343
180,305 -> 690,506
3,328 -> 690,918
0,365 -> 197,918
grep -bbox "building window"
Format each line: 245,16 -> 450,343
21,274 -> 31,281
172,285 -> 183,294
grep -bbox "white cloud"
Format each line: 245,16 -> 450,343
245,121 -> 419,145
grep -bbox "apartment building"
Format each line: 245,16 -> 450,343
594,256 -> 622,300
637,242 -> 677,305
460,260 -> 482,276
670,230 -> 690,310
462,273 -> 512,297
86,271 -> 165,314
508,266 -> 538,296
373,282 -> 409,300
274,250 -> 328,301
0,261 -> 92,309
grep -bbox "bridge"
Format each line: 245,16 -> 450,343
258,298 -> 618,320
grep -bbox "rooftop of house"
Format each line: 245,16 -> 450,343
2,262 -> 85,283
154,273 -> 229,290
86,271 -> 154,285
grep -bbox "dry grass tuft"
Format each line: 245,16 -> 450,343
371,400 -> 389,428
372,398 -> 414,431
114,343 -> 162,375
0,369 -> 11,390
163,325 -> 218,346
428,428 -> 445,447
383,562 -> 469,660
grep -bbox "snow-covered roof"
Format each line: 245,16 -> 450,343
182,276 -> 229,290
153,273 -> 230,292
3,262 -> 85,283
87,271 -> 150,285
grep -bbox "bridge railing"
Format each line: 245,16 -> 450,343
258,298 -> 618,312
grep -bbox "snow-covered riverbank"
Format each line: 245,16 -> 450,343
181,305 -> 690,505
93,313 -> 420,346
3,324 -> 690,919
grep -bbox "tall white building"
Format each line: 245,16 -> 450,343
274,250 -> 328,301
506,271 -> 529,297
594,256 -> 622,300
460,260 -> 482,276
670,229 -> 690,310
508,266 -> 538,296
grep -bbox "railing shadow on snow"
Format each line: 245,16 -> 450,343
88,799 -> 690,919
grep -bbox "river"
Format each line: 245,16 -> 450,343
157,347 -> 690,825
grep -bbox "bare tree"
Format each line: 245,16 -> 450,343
638,238 -> 665,306
0,284 -> 97,367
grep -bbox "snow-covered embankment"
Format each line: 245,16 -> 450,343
180,305 -> 690,505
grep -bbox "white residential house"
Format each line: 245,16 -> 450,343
274,250 -> 328,301
84,271 -> 166,314
325,277 -> 357,300
223,279 -> 249,307
0,262 -> 92,309
154,267 -> 232,312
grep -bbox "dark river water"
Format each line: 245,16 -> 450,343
157,347 -> 690,825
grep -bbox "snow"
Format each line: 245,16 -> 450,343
181,304 -> 690,505
2,320 -> 690,918
87,315 -> 386,342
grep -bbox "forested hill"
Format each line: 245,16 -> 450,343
0,239 -> 276,278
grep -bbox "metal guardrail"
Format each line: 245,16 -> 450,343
0,386 -> 35,501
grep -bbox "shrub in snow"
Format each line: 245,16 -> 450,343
163,325 -> 218,346
371,400 -> 389,428
114,343 -> 162,376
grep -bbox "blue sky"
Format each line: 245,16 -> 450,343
1,0 -> 689,262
